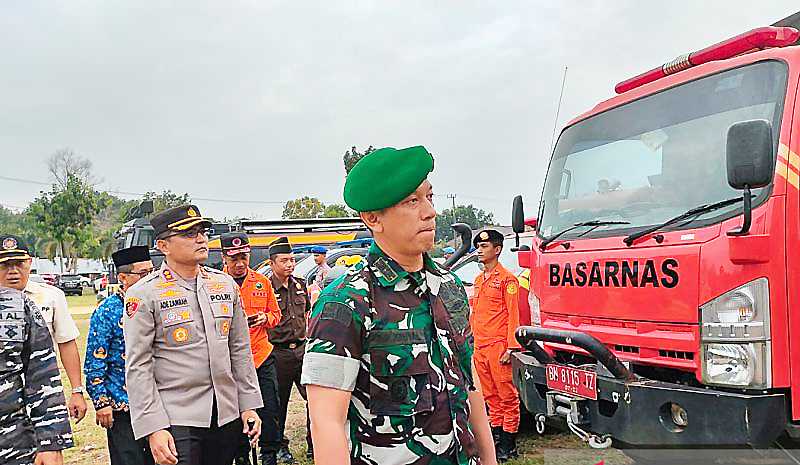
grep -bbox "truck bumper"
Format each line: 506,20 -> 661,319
512,351 -> 787,447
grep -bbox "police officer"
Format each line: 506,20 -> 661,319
471,229 -> 521,462
123,205 -> 263,465
310,246 -> 330,288
0,234 -> 74,465
301,146 -> 497,465
220,232 -> 283,465
84,246 -> 155,465
267,237 -> 313,463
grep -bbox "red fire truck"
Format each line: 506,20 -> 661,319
511,12 -> 800,460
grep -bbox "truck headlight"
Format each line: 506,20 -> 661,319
529,290 -> 541,326
700,278 -> 771,389
701,342 -> 770,388
701,278 -> 769,341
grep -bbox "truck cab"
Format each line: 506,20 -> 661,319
512,18 -> 800,455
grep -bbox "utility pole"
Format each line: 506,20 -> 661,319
447,194 -> 457,245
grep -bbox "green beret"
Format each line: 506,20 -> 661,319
344,146 -> 434,212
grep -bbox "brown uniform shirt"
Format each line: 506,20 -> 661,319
267,275 -> 310,345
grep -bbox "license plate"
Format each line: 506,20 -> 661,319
545,364 -> 598,400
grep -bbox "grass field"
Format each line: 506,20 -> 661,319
62,295 -> 625,465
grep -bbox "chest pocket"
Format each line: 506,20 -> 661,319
481,281 -> 503,302
211,301 -> 233,339
366,329 -> 434,417
159,305 -> 194,347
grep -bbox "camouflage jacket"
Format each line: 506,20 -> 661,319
302,244 -> 478,465
0,287 -> 73,464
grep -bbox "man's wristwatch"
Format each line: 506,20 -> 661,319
72,386 -> 86,395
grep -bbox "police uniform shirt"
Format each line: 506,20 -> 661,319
25,280 -> 80,349
123,262 -> 263,440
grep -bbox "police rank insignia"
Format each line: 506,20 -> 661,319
159,289 -> 183,298
208,282 -> 227,292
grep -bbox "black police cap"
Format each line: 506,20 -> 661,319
150,204 -> 212,238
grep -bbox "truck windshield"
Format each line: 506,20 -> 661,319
539,60 -> 787,240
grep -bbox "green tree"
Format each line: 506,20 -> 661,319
343,145 -> 376,174
435,204 -> 495,242
282,197 -> 325,219
142,190 -> 191,214
322,204 -> 352,218
0,206 -> 41,254
27,173 -> 103,272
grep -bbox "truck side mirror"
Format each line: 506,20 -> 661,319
726,119 -> 774,236
512,196 -> 525,234
511,196 -> 529,251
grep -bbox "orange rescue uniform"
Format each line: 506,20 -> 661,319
470,262 -> 521,433
236,268 -> 282,368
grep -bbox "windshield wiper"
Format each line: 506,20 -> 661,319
540,220 -> 631,251
623,197 -> 743,246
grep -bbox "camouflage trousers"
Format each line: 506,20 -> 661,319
0,410 -> 38,465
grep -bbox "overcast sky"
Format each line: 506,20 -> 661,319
1,1 -> 797,223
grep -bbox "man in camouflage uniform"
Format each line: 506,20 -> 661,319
301,146 -> 497,465
0,234 -> 74,465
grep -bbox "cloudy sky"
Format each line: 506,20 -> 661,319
1,1 -> 796,223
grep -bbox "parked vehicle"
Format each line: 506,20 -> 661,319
93,274 -> 108,293
58,274 -> 83,296
511,12 -> 800,460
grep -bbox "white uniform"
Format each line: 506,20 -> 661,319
24,280 -> 80,350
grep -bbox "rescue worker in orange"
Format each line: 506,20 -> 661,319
220,232 -> 283,465
470,229 -> 521,463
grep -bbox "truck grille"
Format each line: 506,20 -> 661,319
659,350 -> 694,360
614,344 -> 640,354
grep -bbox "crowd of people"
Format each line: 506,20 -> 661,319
0,145 -> 524,465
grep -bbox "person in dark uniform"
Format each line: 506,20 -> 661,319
0,234 -> 74,465
123,205 -> 263,465
84,246 -> 155,465
267,237 -> 313,463
220,232 -> 283,465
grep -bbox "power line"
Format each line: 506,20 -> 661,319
0,175 -> 286,205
